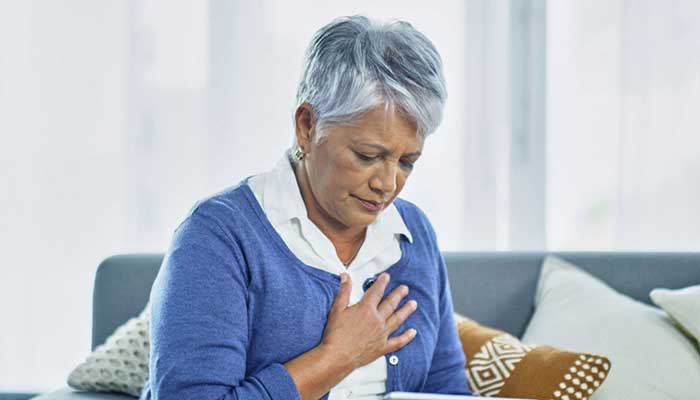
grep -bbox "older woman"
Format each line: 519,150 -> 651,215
141,15 -> 470,400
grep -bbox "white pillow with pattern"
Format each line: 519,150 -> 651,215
67,304 -> 150,397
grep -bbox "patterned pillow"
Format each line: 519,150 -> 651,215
455,314 -> 611,400
67,304 -> 150,397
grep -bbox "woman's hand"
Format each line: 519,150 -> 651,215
320,272 -> 418,371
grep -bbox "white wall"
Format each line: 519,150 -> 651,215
0,0 -> 129,392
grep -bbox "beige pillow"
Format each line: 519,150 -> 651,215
455,314 -> 611,400
67,305 -> 150,397
523,256 -> 700,400
650,285 -> 700,343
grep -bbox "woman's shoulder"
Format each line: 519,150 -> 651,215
184,180 -> 254,222
393,197 -> 438,241
165,180 -> 268,272
173,179 -> 262,242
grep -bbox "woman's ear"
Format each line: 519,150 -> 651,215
294,102 -> 316,152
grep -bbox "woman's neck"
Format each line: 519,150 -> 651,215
291,157 -> 366,253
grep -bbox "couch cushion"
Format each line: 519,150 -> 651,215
522,256 -> 700,400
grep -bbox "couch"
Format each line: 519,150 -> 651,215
33,251 -> 700,399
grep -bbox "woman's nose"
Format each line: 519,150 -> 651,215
370,162 -> 397,194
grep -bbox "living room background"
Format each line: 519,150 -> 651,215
1,0 -> 699,394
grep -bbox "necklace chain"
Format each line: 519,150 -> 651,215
341,236 -> 364,267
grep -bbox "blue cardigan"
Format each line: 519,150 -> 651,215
140,181 -> 471,400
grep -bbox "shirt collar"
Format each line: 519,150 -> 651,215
261,153 -> 413,243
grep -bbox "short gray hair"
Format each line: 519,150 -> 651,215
295,15 -> 447,145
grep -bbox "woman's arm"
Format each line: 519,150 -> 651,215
148,213 -> 303,400
283,343 -> 353,400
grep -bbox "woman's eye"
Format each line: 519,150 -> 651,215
354,151 -> 415,170
400,159 -> 415,170
355,152 -> 377,162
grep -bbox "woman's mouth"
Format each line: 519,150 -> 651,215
354,196 -> 384,212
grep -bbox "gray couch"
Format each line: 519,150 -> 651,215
34,252 -> 700,399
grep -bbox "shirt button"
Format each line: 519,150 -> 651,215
389,355 -> 399,366
362,276 -> 377,292
345,389 -> 354,398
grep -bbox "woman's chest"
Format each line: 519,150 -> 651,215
243,260 -> 442,391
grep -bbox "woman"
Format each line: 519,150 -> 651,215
141,15 -> 471,400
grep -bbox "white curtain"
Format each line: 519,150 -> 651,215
547,0 -> 700,250
1,0 -> 699,393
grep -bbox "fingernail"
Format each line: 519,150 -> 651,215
410,300 -> 418,309
409,329 -> 417,337
340,273 -> 347,283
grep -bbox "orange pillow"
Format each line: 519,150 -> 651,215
455,315 -> 611,400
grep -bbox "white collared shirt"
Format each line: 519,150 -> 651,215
247,153 -> 412,400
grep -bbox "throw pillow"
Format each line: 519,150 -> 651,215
455,314 -> 611,400
650,285 -> 700,343
522,256 -> 700,400
67,304 -> 150,397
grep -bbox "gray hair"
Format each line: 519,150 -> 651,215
294,15 -> 447,146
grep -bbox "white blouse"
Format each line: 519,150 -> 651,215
247,153 -> 412,400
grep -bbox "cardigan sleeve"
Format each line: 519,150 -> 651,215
416,214 -> 471,395
144,211 -> 301,400
421,250 -> 472,394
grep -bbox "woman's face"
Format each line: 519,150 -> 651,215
297,106 -> 424,232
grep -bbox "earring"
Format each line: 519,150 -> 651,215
293,146 -> 306,161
